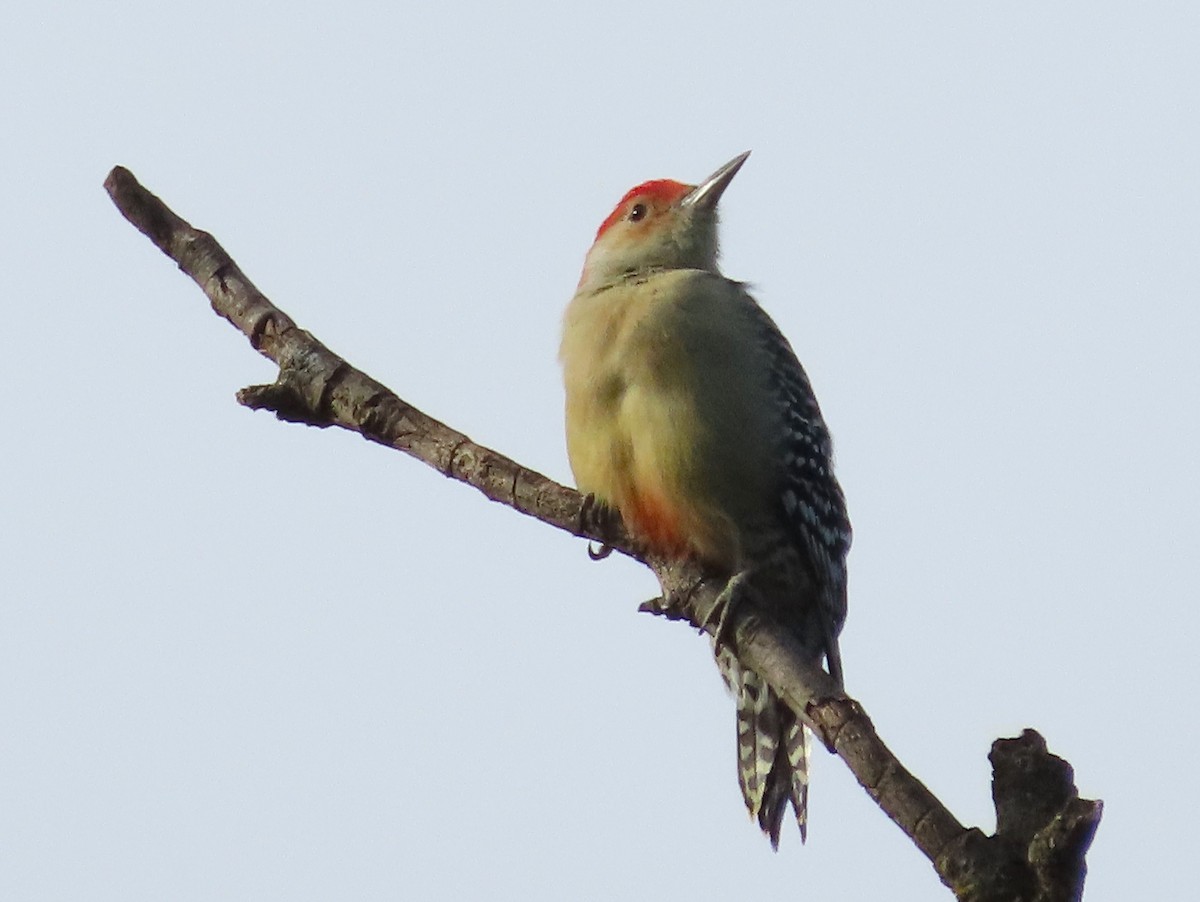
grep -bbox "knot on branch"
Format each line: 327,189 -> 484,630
989,730 -> 1103,902
237,344 -> 349,427
238,376 -> 331,426
932,730 -> 1102,902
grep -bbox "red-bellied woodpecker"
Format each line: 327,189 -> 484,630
559,152 -> 850,848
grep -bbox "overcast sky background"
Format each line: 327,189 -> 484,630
2,2 -> 1196,899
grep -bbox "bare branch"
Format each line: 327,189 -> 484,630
105,166 -> 1100,901
102,165 -> 634,559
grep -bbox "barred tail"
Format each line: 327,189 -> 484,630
715,647 -> 810,848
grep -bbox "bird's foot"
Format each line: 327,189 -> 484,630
579,493 -> 621,560
701,571 -> 751,652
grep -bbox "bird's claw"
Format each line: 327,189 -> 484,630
579,493 -> 623,560
702,571 -> 749,653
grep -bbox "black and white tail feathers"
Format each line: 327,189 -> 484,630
715,645 -> 810,848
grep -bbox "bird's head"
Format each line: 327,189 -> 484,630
577,151 -> 750,292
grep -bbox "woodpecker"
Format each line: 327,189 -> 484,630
559,152 -> 850,847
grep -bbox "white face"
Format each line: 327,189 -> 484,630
578,180 -> 720,292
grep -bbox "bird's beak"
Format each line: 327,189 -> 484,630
679,151 -> 751,211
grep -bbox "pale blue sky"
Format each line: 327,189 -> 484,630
2,2 -> 1196,899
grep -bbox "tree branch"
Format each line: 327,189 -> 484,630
105,166 -> 1101,900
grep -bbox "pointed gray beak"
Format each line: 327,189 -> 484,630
679,151 -> 751,210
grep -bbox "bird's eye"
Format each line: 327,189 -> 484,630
629,203 -> 648,222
